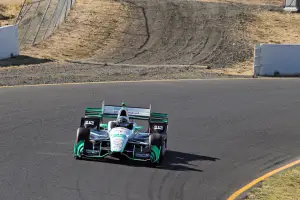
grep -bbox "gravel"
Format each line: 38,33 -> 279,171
0,62 -> 242,86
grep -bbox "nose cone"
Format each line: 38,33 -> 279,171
110,136 -> 126,152
109,129 -> 128,152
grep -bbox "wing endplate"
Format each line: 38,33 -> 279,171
150,112 -> 168,123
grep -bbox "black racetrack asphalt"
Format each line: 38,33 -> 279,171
0,79 -> 300,200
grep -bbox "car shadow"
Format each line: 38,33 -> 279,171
82,150 -> 220,172
160,150 -> 220,172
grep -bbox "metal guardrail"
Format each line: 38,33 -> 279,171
15,0 -> 76,48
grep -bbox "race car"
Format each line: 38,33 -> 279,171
73,101 -> 168,166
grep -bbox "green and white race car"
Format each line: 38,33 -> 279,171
73,101 -> 168,166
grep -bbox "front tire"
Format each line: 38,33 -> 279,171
74,128 -> 90,159
76,128 -> 90,143
149,133 -> 164,166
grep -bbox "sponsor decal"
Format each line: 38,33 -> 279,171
127,111 -> 140,115
135,152 -> 149,158
111,137 -> 125,151
86,149 -> 100,153
111,133 -> 126,138
84,120 -> 94,125
153,125 -> 163,130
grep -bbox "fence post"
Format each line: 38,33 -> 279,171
64,0 -> 69,20
43,0 -> 60,40
18,0 -> 76,46
32,0 -> 53,45
15,0 -> 27,24
52,0 -> 68,32
20,0 -> 42,46
17,3 -> 34,25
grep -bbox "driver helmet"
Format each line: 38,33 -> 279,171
117,116 -> 129,126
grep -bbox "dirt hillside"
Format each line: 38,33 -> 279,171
22,0 -> 288,70
1,0 -> 299,86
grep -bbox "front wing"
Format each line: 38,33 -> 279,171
73,139 -> 161,164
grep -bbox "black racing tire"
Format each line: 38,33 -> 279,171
149,133 -> 164,166
149,133 -> 162,146
74,128 -> 90,160
75,128 -> 90,143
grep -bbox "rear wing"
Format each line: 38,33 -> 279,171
84,101 -> 168,123
150,112 -> 168,123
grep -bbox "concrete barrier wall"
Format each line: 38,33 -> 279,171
284,0 -> 297,7
0,25 -> 19,60
253,43 -> 300,76
283,0 -> 299,11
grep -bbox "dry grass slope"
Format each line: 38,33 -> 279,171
0,0 -> 22,27
207,0 -> 300,75
244,165 -> 300,200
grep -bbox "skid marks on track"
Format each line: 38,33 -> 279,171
147,169 -> 193,200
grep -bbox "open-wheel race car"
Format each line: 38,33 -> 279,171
73,101 -> 168,166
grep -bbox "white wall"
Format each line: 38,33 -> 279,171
0,25 -> 19,60
253,44 -> 300,76
283,0 -> 298,11
284,0 -> 297,7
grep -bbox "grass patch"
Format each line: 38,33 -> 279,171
244,165 -> 300,200
231,3 -> 300,75
0,1 -> 22,27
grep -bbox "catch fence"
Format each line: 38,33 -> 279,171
15,0 -> 75,48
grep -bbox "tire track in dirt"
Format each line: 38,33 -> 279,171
113,0 -> 152,64
122,0 -> 150,50
88,0 -> 260,68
